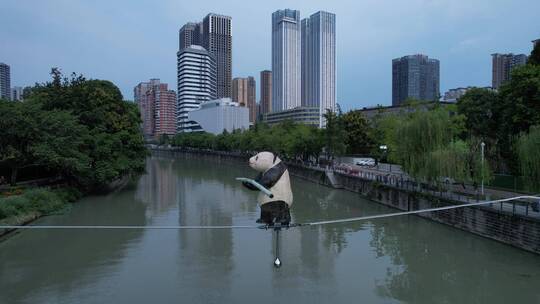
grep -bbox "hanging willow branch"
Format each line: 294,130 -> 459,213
389,107 -> 490,186
517,126 -> 540,192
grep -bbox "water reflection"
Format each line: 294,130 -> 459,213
1,155 -> 539,304
0,186 -> 147,303
371,216 -> 540,304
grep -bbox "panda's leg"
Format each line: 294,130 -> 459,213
278,202 -> 291,226
282,204 -> 291,226
260,204 -> 273,225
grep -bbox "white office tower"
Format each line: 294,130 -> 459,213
301,11 -> 336,127
188,98 -> 249,135
272,9 -> 301,112
177,45 -> 217,132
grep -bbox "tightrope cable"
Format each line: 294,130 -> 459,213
0,196 -> 538,230
305,195 -> 540,226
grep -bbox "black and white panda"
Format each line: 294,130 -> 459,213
242,151 -> 293,225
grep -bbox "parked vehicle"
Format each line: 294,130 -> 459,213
356,158 -> 375,166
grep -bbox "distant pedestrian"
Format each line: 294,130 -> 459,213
0,176 -> 5,185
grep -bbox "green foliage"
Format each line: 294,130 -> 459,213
421,140 -> 491,185
172,122 -> 324,162
159,134 -> 171,146
0,188 -> 68,220
369,114 -> 403,160
393,108 -> 455,175
516,126 -> 540,191
529,42 -> 540,66
455,64 -> 540,174
376,106 -> 489,185
0,100 -> 90,185
457,88 -> 500,140
498,64 -> 540,135
4,69 -> 148,189
341,110 -> 374,155
54,186 -> 83,203
323,109 -> 347,159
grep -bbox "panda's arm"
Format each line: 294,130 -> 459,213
242,173 -> 262,191
257,162 -> 286,189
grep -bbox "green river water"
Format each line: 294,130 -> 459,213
1,155 -> 539,303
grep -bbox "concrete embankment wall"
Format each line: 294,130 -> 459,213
154,148 -> 540,254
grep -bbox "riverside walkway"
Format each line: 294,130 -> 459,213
332,162 -> 540,219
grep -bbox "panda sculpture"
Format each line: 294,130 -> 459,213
242,151 -> 293,226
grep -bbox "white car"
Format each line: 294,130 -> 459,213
356,159 -> 375,166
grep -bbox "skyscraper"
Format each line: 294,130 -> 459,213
260,70 -> 272,115
232,78 -> 246,106
272,9 -> 301,112
0,63 -> 11,100
491,53 -> 528,89
392,54 -> 440,106
134,79 -> 177,138
134,81 -> 153,136
179,22 -> 201,50
301,11 -> 336,126
201,14 -> 232,98
178,14 -> 231,98
177,45 -> 217,132
246,76 -> 256,123
232,76 -> 256,123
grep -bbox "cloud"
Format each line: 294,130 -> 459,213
1,0 -> 539,108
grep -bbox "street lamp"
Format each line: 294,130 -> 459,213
481,142 -> 485,196
379,145 -> 387,170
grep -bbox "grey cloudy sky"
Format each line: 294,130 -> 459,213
1,0 -> 539,110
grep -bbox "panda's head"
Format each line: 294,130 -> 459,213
249,151 -> 280,172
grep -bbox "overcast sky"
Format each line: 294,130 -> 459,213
1,0 -> 539,110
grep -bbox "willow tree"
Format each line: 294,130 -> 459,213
421,140 -> 491,186
394,108 -> 454,178
516,126 -> 540,192
389,106 -> 488,187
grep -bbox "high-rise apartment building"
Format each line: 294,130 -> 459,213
260,70 -> 272,115
301,11 -> 336,126
0,63 -> 11,100
134,81 -> 153,136
179,22 -> 201,50
232,76 -> 256,123
177,45 -> 217,132
272,9 -> 301,112
246,76 -> 256,123
134,79 -> 177,138
11,86 -> 23,101
201,14 -> 232,98
392,54 -> 440,106
178,14 -> 231,98
491,53 -> 528,89
232,78 -> 246,106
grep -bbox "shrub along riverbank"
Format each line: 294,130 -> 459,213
0,69 -> 147,234
0,187 -> 82,234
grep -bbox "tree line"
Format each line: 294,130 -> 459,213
0,69 -> 147,190
169,43 -> 540,191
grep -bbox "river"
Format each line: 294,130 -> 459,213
1,155 -> 539,303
